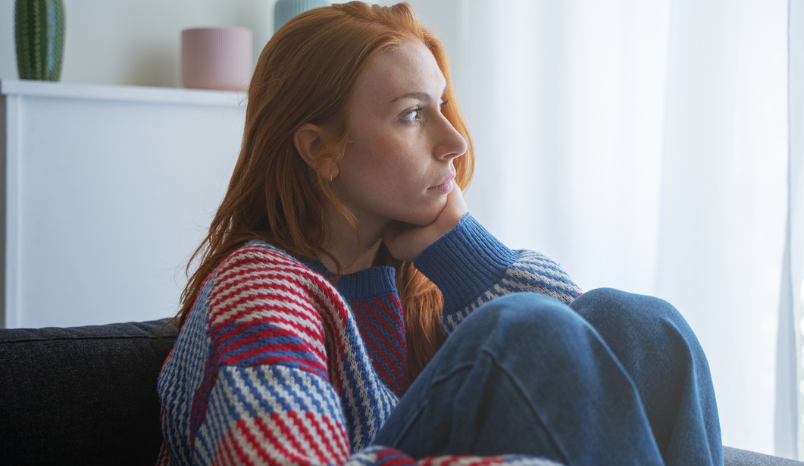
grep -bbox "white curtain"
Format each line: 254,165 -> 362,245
398,0 -> 799,458
786,0 -> 804,457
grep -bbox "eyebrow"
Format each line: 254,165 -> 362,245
389,84 -> 449,103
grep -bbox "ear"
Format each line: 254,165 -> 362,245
293,123 -> 339,179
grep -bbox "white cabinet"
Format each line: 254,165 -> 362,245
0,80 -> 246,328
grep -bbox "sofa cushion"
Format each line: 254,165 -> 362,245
0,318 -> 178,466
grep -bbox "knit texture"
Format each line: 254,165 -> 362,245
157,214 -> 581,465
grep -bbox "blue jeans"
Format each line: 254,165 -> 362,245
371,289 -> 722,466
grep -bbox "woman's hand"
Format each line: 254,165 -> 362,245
382,182 -> 468,262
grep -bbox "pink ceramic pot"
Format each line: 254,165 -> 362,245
181,27 -> 253,91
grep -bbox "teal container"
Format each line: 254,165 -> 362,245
274,0 -> 330,33
15,0 -> 66,81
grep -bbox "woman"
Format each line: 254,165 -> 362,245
157,2 -> 722,465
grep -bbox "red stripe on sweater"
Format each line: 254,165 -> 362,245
207,269 -> 329,361
374,296 -> 405,344
371,297 -> 409,393
376,449 -> 418,465
212,327 -> 325,371
217,355 -> 326,379
352,300 -> 404,396
208,272 -> 330,350
210,280 -> 314,323
215,343 -> 320,370
215,248 -> 355,407
211,313 -> 326,364
316,308 -> 346,396
320,405 -> 352,456
212,246 -> 297,277
215,427 -> 242,465
209,248 -> 320,307
262,413 -> 314,463
211,302 -> 323,345
388,294 -> 405,328
304,283 -> 351,395
209,270 -> 321,312
211,295 -> 322,333
234,419 -> 278,465
286,411 -> 331,463
367,298 -> 407,383
303,411 -> 348,463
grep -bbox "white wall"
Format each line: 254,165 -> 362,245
1,82 -> 246,329
0,1 -> 462,90
0,0 -> 277,87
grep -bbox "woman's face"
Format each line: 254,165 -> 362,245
331,40 -> 467,229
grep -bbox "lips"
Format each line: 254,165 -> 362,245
430,172 -> 455,189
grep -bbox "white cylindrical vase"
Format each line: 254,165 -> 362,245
181,27 -> 253,92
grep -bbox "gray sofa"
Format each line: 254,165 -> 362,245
0,318 -> 800,465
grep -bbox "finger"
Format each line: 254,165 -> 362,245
447,182 -> 467,212
433,182 -> 467,233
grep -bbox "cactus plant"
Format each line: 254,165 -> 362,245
15,0 -> 66,81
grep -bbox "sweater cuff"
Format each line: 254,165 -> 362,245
414,213 -> 518,314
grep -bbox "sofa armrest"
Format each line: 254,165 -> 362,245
0,318 -> 178,466
725,446 -> 804,466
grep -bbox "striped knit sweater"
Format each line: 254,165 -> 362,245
156,213 -> 582,466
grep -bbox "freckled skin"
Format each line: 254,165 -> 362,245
332,40 -> 468,229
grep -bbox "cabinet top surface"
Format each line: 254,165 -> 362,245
0,79 -> 246,107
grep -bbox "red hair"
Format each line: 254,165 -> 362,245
171,1 -> 475,382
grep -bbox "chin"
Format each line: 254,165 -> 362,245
399,202 -> 444,227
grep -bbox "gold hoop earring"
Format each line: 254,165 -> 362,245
330,175 -> 333,183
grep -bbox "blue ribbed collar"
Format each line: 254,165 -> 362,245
243,238 -> 399,300
299,256 -> 397,300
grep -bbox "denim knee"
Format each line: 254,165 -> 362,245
447,292 -> 600,369
569,287 -> 695,349
568,288 -> 718,455
466,291 -> 583,331
425,292 -> 665,464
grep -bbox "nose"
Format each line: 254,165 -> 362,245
432,111 -> 468,161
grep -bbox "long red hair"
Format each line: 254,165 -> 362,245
171,1 -> 475,382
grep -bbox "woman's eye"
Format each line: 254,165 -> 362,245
403,107 -> 424,122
